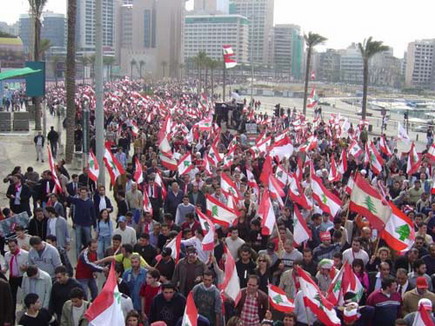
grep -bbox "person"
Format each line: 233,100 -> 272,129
6,174 -> 32,215
342,238 -> 369,265
34,131 -> 45,162
225,227 -> 246,260
125,310 -> 144,326
49,266 -> 84,321
281,239 -> 303,271
122,253 -> 148,312
191,271 -> 222,326
175,195 -> 195,225
145,177 -> 163,220
28,236 -> 62,279
255,254 -> 272,294
49,193 -> 65,217
46,234 -> 74,277
396,268 -> 414,298
402,276 -> 435,315
93,185 -> 113,217
113,215 -> 137,246
105,234 -> 122,257
408,259 -> 433,291
60,287 -> 90,326
312,231 -> 342,263
155,247 -> 176,282
134,233 -> 157,265
148,282 -> 186,326
139,268 -> 162,320
96,243 -> 149,271
27,207 -> 48,239
96,208 -> 113,259
164,182 -> 184,218
236,246 -> 257,289
422,243 -> 435,275
47,126 -> 59,159
368,261 -> 393,295
15,225 -> 32,250
235,274 -> 269,325
0,278 -> 13,326
172,246 -> 206,297
19,293 -> 56,326
45,206 -> 70,250
22,265 -> 52,309
403,298 -> 435,325
316,259 -> 336,294
125,182 -> 143,223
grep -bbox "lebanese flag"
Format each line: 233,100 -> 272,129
310,173 -> 342,217
222,146 -> 236,169
154,170 -> 167,199
259,155 -> 273,185
158,132 -> 172,157
328,155 -> 340,182
345,176 -> 355,195
103,146 -> 125,186
181,292 -> 198,326
47,146 -> 63,193
349,173 -> 391,231
427,144 -> 435,161
299,135 -> 318,153
307,87 -> 319,108
220,244 -> 241,304
88,150 -> 100,182
196,208 -> 215,251
197,117 -> 212,131
269,136 -> 294,161
288,173 -> 312,210
275,164 -> 290,188
131,121 -> 139,137
432,175 -> 435,195
381,202 -> 415,252
222,45 -> 237,69
178,153 -> 194,176
268,284 -> 295,313
412,302 -> 435,326
407,142 -> 421,175
293,205 -> 312,246
221,173 -> 241,200
296,266 -> 341,326
84,263 -> 125,325
160,153 -> 177,171
268,175 -> 285,207
246,169 -> 260,197
348,140 -> 363,158
204,153 -> 213,176
166,231 -> 182,263
327,262 -> 364,305
258,189 -> 276,236
133,157 -> 143,184
368,142 -> 384,175
337,149 -> 348,175
206,194 -> 238,227
379,136 -> 392,157
143,189 -> 153,217
208,144 -> 222,166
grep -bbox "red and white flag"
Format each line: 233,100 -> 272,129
268,284 -> 295,313
222,45 -> 237,69
221,173 -> 241,200
381,202 -> 415,253
275,164 -> 290,188
379,136 -> 392,157
412,301 -> 435,326
328,155 -> 340,183
159,153 -> 178,171
143,189 -> 153,217
47,146 -> 63,193
288,173 -> 312,210
327,262 -> 364,305
103,145 -> 125,186
258,189 -> 276,236
88,150 -> 100,182
133,157 -> 143,184
398,122 -> 411,143
178,153 -> 194,176
368,142 -> 384,175
348,140 -> 363,158
246,169 -> 260,197
208,144 -> 222,166
181,292 -> 198,326
268,175 -> 285,207
427,144 -> 435,161
310,172 -> 342,217
407,142 -> 421,175
206,194 -> 238,227
337,149 -> 348,175
293,205 -> 312,246
196,208 -> 215,251
166,231 -> 182,263
220,245 -> 241,304
269,136 -> 294,161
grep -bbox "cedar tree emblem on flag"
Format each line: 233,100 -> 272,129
212,205 -> 218,216
396,224 -> 411,241
364,196 -> 377,214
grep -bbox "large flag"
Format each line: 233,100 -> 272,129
220,244 -> 241,304
159,153 -> 178,171
177,153 -> 194,176
398,122 -> 411,143
196,208 -> 215,251
269,136 -> 294,161
133,157 -> 143,184
337,149 -> 348,175
381,202 -> 415,252
288,173 -> 312,210
327,262 -> 364,305
84,263 -> 125,325
296,266 -> 341,326
293,205 -> 312,246
47,146 -> 63,193
407,142 -> 421,175
181,292 -> 198,326
88,150 -> 100,182
310,173 -> 342,217
349,173 -> 391,230
328,155 -> 340,183
348,140 -> 363,158
275,164 -> 290,188
268,284 -> 295,313
368,142 -> 384,175
412,301 -> 435,326
259,155 -> 273,185
221,173 -> 241,200
222,45 -> 237,69
258,189 -> 276,236
206,194 -> 238,227
268,175 -> 285,207
103,145 -> 125,186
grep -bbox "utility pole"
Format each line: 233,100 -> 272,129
95,0 -> 105,186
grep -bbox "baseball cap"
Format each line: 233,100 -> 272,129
118,216 -> 126,223
418,298 -> 433,311
416,276 -> 429,289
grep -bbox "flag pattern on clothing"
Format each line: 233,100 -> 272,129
310,173 -> 342,217
222,45 -> 237,69
293,205 -> 312,246
296,266 -> 341,326
159,153 -> 178,171
220,244 -> 241,304
88,150 -> 100,182
381,202 -> 415,252
177,153 -> 194,176
349,173 -> 391,231
206,194 -> 238,227
368,142 -> 384,175
268,284 -> 295,312
133,157 -> 143,184
407,142 -> 421,175
84,263 -> 125,326
181,292 -> 198,326
47,146 -> 63,193
258,189 -> 276,236
307,87 -> 319,108
166,231 -> 182,263
143,189 -> 153,217
412,302 -> 435,326
196,208 -> 215,251
398,122 -> 410,143
103,145 -> 125,186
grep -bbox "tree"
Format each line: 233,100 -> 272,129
50,55 -> 62,86
192,51 -> 208,94
78,55 -> 90,85
38,38 -> 51,60
161,61 -> 168,79
130,58 -> 137,80
138,60 -> 145,79
65,0 -> 77,163
358,37 -> 389,120
103,56 -> 116,81
302,32 -> 327,115
28,0 -> 48,131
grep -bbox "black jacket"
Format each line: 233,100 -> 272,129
49,277 -> 83,319
93,193 -> 113,216
149,292 -> 186,326
28,217 -> 48,240
6,183 -> 31,216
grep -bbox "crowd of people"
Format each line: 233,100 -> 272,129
0,78 -> 434,326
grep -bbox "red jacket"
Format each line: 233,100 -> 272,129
75,248 -> 103,279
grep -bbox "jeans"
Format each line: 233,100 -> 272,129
50,141 -> 57,158
77,278 -> 98,301
98,235 -> 111,259
75,225 -> 92,257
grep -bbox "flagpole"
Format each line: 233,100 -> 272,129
222,60 -> 226,102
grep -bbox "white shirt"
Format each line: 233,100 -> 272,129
72,302 -> 86,326
342,248 -> 369,265
225,237 -> 245,260
48,218 -> 57,236
99,196 -> 107,212
113,226 -> 137,246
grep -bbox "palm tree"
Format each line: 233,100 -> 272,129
358,37 -> 389,120
161,61 -> 168,79
138,60 -> 145,79
193,51 -> 208,93
65,0 -> 77,163
207,59 -> 220,98
89,54 -> 96,83
302,32 -> 327,115
78,55 -> 90,85
28,0 -> 48,130
130,59 -> 137,79
38,38 -> 51,60
103,56 -> 116,81
50,55 -> 62,86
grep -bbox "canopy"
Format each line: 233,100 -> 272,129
0,67 -> 41,81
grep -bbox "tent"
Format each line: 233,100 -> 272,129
0,67 -> 41,81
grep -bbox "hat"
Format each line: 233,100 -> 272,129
118,216 -> 126,223
320,231 -> 331,242
416,276 -> 429,289
161,247 -> 172,257
360,169 -> 367,175
267,242 -> 275,251
418,298 -> 433,311
318,258 -> 333,269
343,302 -> 360,324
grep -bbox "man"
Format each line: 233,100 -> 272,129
125,182 -> 143,224
45,206 -> 70,250
395,248 -> 420,273
46,235 -> 73,277
422,243 -> 435,275
236,274 -> 269,326
281,239 -> 303,271
22,265 -> 52,309
172,246 -> 206,297
60,287 -> 90,326
408,180 -> 424,205
279,261 -> 302,300
37,170 -> 55,207
28,207 -> 48,239
28,236 -> 62,279
316,259 -> 336,293
402,276 -> 435,316
97,243 -> 149,271
368,261 -> 393,295
308,213 -> 322,249
122,253 -> 148,312
301,248 -> 317,277
6,174 -> 31,216
164,182 -> 184,218
116,190 -> 129,218
225,227 -> 246,260
49,266 -> 83,321
192,271 -> 222,326
313,231 -> 342,263
155,247 -> 176,282
134,233 -> 157,265
115,146 -> 127,168
49,193 -> 65,218
136,211 -> 158,236
75,239 -> 106,300
236,246 -> 257,288
146,177 -> 163,220
34,131 -> 45,162
19,293 -> 56,326
408,259 -> 433,291
93,185 -> 113,216
113,215 -> 137,246
342,237 -> 369,265
396,268 -> 414,298
366,276 -> 402,325
66,174 -> 80,197
1,239 -> 28,322
189,184 -> 206,213
15,225 -> 32,250
149,282 -> 186,326
104,234 -> 122,257
175,195 -> 195,225
47,126 -> 59,159
0,278 -> 13,326
66,187 -> 96,256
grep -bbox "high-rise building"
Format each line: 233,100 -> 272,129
0,22 -> 19,36
369,47 -> 402,88
315,49 -> 341,82
193,0 -> 230,14
18,14 -> 32,54
184,14 -> 249,63
272,24 -> 303,80
339,43 -> 364,84
229,0 -> 274,64
42,12 -> 66,49
405,39 -> 435,88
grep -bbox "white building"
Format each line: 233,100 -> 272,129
339,43 -> 364,84
405,39 -> 435,88
194,0 -> 230,14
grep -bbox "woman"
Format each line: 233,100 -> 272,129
366,247 -> 393,272
96,209 -> 113,258
139,269 -> 162,320
125,310 -> 144,326
352,258 -> 369,304
255,254 -> 271,294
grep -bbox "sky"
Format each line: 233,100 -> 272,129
1,0 -> 434,57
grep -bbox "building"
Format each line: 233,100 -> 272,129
41,12 -> 66,50
271,24 -> 303,80
0,22 -> 19,36
369,47 -> 403,88
339,43 -> 364,84
193,0 -> 230,14
184,14 -> 249,63
405,39 -> 435,88
0,36 -> 26,68
229,0 -> 274,65
18,14 -> 32,54
315,49 -> 341,82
